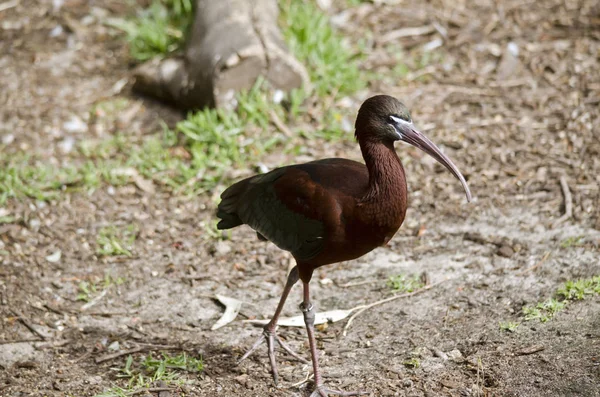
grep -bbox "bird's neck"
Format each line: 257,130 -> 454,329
360,139 -> 407,205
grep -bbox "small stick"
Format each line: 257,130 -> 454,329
515,345 -> 544,356
269,110 -> 293,137
125,387 -> 175,396
342,279 -> 447,336
80,288 -> 110,311
10,309 -> 47,340
0,0 -> 19,13
95,344 -> 181,363
380,25 -> 436,43
0,338 -> 43,345
516,251 -> 550,276
554,175 -> 573,226
289,371 -> 313,388
95,346 -> 145,364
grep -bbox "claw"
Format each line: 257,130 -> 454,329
238,326 -> 308,384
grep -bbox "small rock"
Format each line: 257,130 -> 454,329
235,374 -> 249,388
29,218 -> 41,232
213,241 -> 232,256
46,250 -> 62,263
0,342 -> 42,368
107,341 -> 120,351
272,90 -> 285,104
58,137 -> 76,154
2,134 -> 14,145
497,245 -> 514,258
447,349 -> 463,362
433,348 -> 448,360
63,116 -> 88,133
49,25 -> 63,37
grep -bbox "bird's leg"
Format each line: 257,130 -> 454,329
238,266 -> 308,385
301,282 -> 369,397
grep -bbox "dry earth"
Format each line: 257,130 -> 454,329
1,0 -> 599,396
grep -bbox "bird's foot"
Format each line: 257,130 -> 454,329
309,384 -> 370,397
238,327 -> 309,384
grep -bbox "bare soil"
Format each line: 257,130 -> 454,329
1,0 -> 599,396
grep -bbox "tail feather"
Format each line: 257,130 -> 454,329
216,178 -> 251,230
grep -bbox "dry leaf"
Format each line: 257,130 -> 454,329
212,294 -> 243,330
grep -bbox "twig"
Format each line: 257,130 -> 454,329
516,251 -> 550,276
342,279 -> 447,336
553,175 -> 572,226
10,308 -> 48,340
269,110 -> 293,137
0,338 -> 43,345
95,346 -> 145,364
289,371 -> 313,388
515,345 -> 544,356
94,344 -> 180,364
80,287 -> 110,311
126,387 -> 175,396
0,0 -> 19,13
380,25 -> 435,44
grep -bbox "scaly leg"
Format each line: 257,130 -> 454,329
238,266 -> 309,384
300,282 -> 369,397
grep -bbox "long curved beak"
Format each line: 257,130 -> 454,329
399,127 -> 472,202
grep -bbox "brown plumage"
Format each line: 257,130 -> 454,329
217,95 -> 471,397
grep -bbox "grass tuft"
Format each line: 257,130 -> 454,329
77,273 -> 125,302
499,321 -> 519,332
280,0 -> 365,97
106,0 -> 193,61
388,273 -> 425,293
403,357 -> 420,368
97,225 -> 138,257
559,235 -> 586,248
556,276 -> 600,301
96,352 -> 202,397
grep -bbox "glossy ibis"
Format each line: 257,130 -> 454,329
217,95 -> 472,396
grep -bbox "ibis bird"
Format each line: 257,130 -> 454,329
217,95 -> 471,396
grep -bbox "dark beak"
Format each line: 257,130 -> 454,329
399,127 -> 472,202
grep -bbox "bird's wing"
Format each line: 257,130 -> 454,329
217,158 -> 369,261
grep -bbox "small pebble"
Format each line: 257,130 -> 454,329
497,245 -> 514,258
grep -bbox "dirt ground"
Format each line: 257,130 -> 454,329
1,0 -> 599,396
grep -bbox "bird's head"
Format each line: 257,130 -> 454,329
355,95 -> 472,202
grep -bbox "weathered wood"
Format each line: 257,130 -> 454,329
133,0 -> 309,109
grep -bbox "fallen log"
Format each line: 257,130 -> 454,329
133,0 -> 309,109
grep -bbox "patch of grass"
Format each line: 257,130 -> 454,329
0,215 -> 16,224
106,0 -> 193,61
97,352 -> 202,397
559,235 -> 586,248
0,156 -> 81,205
176,79 -> 284,191
499,321 -> 519,332
522,298 -> 566,323
556,276 -> 600,301
280,0 -> 365,97
97,225 -> 138,257
2,0 -> 371,205
387,273 -> 425,293
403,357 -> 420,368
519,276 -> 600,324
77,273 -> 125,302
